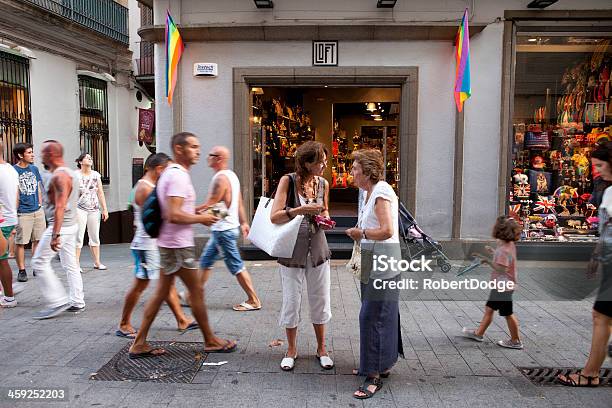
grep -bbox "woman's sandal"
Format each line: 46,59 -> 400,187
557,371 -> 600,387
280,353 -> 297,371
351,368 -> 390,378
353,376 -> 383,399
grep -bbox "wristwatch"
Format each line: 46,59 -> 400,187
52,233 -> 61,239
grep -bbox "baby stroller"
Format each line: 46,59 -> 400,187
398,202 -> 452,272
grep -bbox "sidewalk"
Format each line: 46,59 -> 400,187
0,244 -> 610,407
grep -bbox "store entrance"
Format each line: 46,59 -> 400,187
250,86 -> 401,217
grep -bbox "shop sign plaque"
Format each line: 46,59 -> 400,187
313,41 -> 338,66
193,63 -> 218,77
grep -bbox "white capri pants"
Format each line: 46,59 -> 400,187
76,208 -> 101,248
278,257 -> 332,328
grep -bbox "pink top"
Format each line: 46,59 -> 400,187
492,240 -> 517,285
157,164 -> 196,248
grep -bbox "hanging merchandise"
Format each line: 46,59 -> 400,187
509,42 -> 612,242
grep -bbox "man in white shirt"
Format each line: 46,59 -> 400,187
0,138 -> 23,307
196,146 -> 261,311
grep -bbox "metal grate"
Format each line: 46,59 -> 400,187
0,51 -> 32,164
79,75 -> 109,183
519,367 -> 612,387
91,341 -> 208,383
24,0 -> 129,44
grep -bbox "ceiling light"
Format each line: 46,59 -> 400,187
371,113 -> 381,117
527,38 -> 537,42
366,102 -> 376,112
251,87 -> 264,94
253,0 -> 273,8
526,0 -> 558,9
374,117 -> 383,121
377,0 -> 397,8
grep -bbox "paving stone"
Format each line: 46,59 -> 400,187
1,245 -> 610,407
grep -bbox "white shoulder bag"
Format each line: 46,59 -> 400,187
248,196 -> 304,258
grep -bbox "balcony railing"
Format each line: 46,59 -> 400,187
136,41 -> 154,77
23,0 -> 129,44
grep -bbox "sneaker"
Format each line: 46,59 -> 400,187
65,305 -> 85,313
461,327 -> 484,342
497,339 -> 524,350
0,296 -> 17,308
33,303 -> 71,320
17,270 -> 27,282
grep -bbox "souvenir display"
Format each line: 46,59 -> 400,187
252,93 -> 315,197
509,47 -> 612,242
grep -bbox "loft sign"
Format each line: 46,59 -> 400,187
313,41 -> 338,66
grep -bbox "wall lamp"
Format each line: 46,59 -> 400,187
526,0 -> 558,8
377,0 -> 397,8
254,0 -> 273,8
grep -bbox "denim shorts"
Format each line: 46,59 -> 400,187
131,249 -> 160,280
200,228 -> 244,275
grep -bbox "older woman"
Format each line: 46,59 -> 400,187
270,141 -> 333,372
346,149 -> 404,399
558,142 -> 612,387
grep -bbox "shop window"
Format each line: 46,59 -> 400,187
510,34 -> 611,242
0,51 -> 32,163
79,75 -> 109,184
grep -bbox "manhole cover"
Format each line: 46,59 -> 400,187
519,367 -> 612,387
91,341 -> 207,383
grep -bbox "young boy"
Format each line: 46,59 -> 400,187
462,216 -> 523,349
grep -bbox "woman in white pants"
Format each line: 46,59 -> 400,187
270,141 -> 334,372
75,153 -> 109,270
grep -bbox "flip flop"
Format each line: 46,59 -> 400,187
204,340 -> 237,353
128,347 -> 166,360
115,329 -> 136,339
179,321 -> 199,332
232,302 -> 261,312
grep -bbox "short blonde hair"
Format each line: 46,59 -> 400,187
352,149 -> 384,183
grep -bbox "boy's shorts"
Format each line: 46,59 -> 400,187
200,228 -> 244,275
131,249 -> 160,280
0,226 -> 15,260
486,289 -> 514,317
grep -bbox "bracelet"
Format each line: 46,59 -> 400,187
285,208 -> 294,220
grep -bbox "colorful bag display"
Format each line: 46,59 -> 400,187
524,131 -> 550,150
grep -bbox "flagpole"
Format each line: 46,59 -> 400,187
452,8 -> 469,240
452,105 -> 464,240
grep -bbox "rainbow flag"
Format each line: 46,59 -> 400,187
165,10 -> 184,105
454,8 -> 471,112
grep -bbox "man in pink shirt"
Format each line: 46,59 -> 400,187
129,132 -> 237,358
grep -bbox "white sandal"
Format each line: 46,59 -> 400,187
316,354 -> 334,370
280,353 -> 297,371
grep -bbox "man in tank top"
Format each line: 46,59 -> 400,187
32,140 -> 85,319
196,146 -> 261,311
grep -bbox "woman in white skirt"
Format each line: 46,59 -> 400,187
75,153 -> 109,270
270,141 -> 334,372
